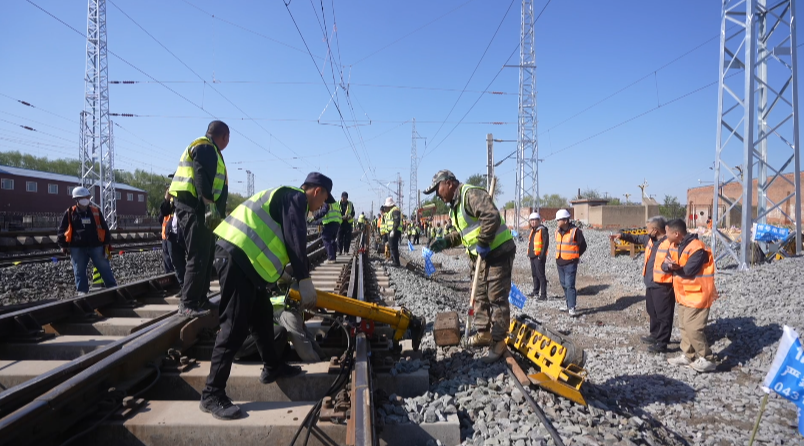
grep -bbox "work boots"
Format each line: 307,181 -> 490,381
466,331 -> 492,347
481,340 -> 507,363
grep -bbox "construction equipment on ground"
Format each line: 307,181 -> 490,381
609,227 -> 648,258
287,287 -> 426,351
506,314 -> 588,406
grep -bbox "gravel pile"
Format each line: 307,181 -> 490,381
393,233 -> 804,444
0,249 -> 165,305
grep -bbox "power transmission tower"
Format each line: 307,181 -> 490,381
246,170 -> 255,196
514,0 -> 539,231
396,172 -> 404,212
712,0 -> 801,269
410,118 -> 426,216
81,0 -> 116,228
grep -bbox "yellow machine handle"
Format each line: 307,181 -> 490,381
287,288 -> 425,350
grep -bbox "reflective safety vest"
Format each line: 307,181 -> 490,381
214,187 -> 307,283
669,239 -> 717,309
449,184 -> 512,256
530,226 -> 546,256
169,136 -> 227,202
384,206 -> 403,233
643,237 -> 673,284
161,216 -> 170,240
323,202 -> 342,225
64,205 -> 106,244
341,201 -> 354,224
555,228 -> 580,260
357,214 -> 366,224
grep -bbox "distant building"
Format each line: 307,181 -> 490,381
687,172 -> 804,227
0,165 -> 147,216
570,198 -> 659,229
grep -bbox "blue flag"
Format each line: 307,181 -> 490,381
508,282 -> 527,309
408,240 -> 415,252
511,230 -> 519,238
421,248 -> 436,277
763,326 -> 804,436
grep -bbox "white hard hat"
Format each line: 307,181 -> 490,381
529,212 -> 541,220
72,187 -> 91,198
384,197 -> 395,207
555,209 -> 571,220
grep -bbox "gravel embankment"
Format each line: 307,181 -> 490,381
388,225 -> 804,445
0,250 -> 165,305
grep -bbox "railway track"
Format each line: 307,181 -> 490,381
0,229 -> 446,446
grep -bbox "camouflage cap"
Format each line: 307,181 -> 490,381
423,169 -> 457,194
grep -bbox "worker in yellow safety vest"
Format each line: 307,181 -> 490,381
200,172 -> 335,420
382,197 -> 403,266
425,169 -> 515,363
662,219 -> 718,373
169,120 -> 230,318
337,192 -> 356,255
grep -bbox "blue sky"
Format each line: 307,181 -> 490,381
1,1 -> 800,215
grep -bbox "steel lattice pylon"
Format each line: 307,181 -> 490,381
712,0 -> 801,269
81,0 -> 116,228
246,170 -> 255,197
515,0 -> 539,232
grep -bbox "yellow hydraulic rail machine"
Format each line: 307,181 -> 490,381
506,314 -> 589,405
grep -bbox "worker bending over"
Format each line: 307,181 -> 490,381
662,219 -> 718,373
169,121 -> 229,318
426,170 -> 515,363
555,209 -> 586,317
611,216 -> 674,352
527,213 -> 548,301
200,172 -> 333,420
57,187 -> 117,294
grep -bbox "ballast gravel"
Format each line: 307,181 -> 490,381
0,249 -> 165,305
387,225 -> 804,445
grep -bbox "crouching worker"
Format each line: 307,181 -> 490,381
200,172 -> 335,420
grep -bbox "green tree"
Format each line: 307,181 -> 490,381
465,173 -> 503,201
538,194 -> 569,208
607,198 -> 622,205
659,195 -> 684,219
420,196 -> 450,215
580,188 -> 601,199
503,200 -> 516,210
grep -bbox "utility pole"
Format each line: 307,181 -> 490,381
487,133 -> 494,190
712,0 -> 801,268
623,193 -> 631,205
637,179 -> 649,203
410,118 -> 426,216
81,0 -> 116,228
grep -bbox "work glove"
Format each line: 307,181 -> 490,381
476,243 -> 491,259
298,278 -> 317,310
205,203 -> 223,229
430,238 -> 447,253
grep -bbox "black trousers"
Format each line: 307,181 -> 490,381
388,233 -> 400,265
167,236 -> 187,288
646,285 -> 675,345
176,207 -> 214,307
338,223 -> 352,254
413,234 -> 419,244
161,240 -> 175,273
529,256 -> 547,298
203,246 -> 282,398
